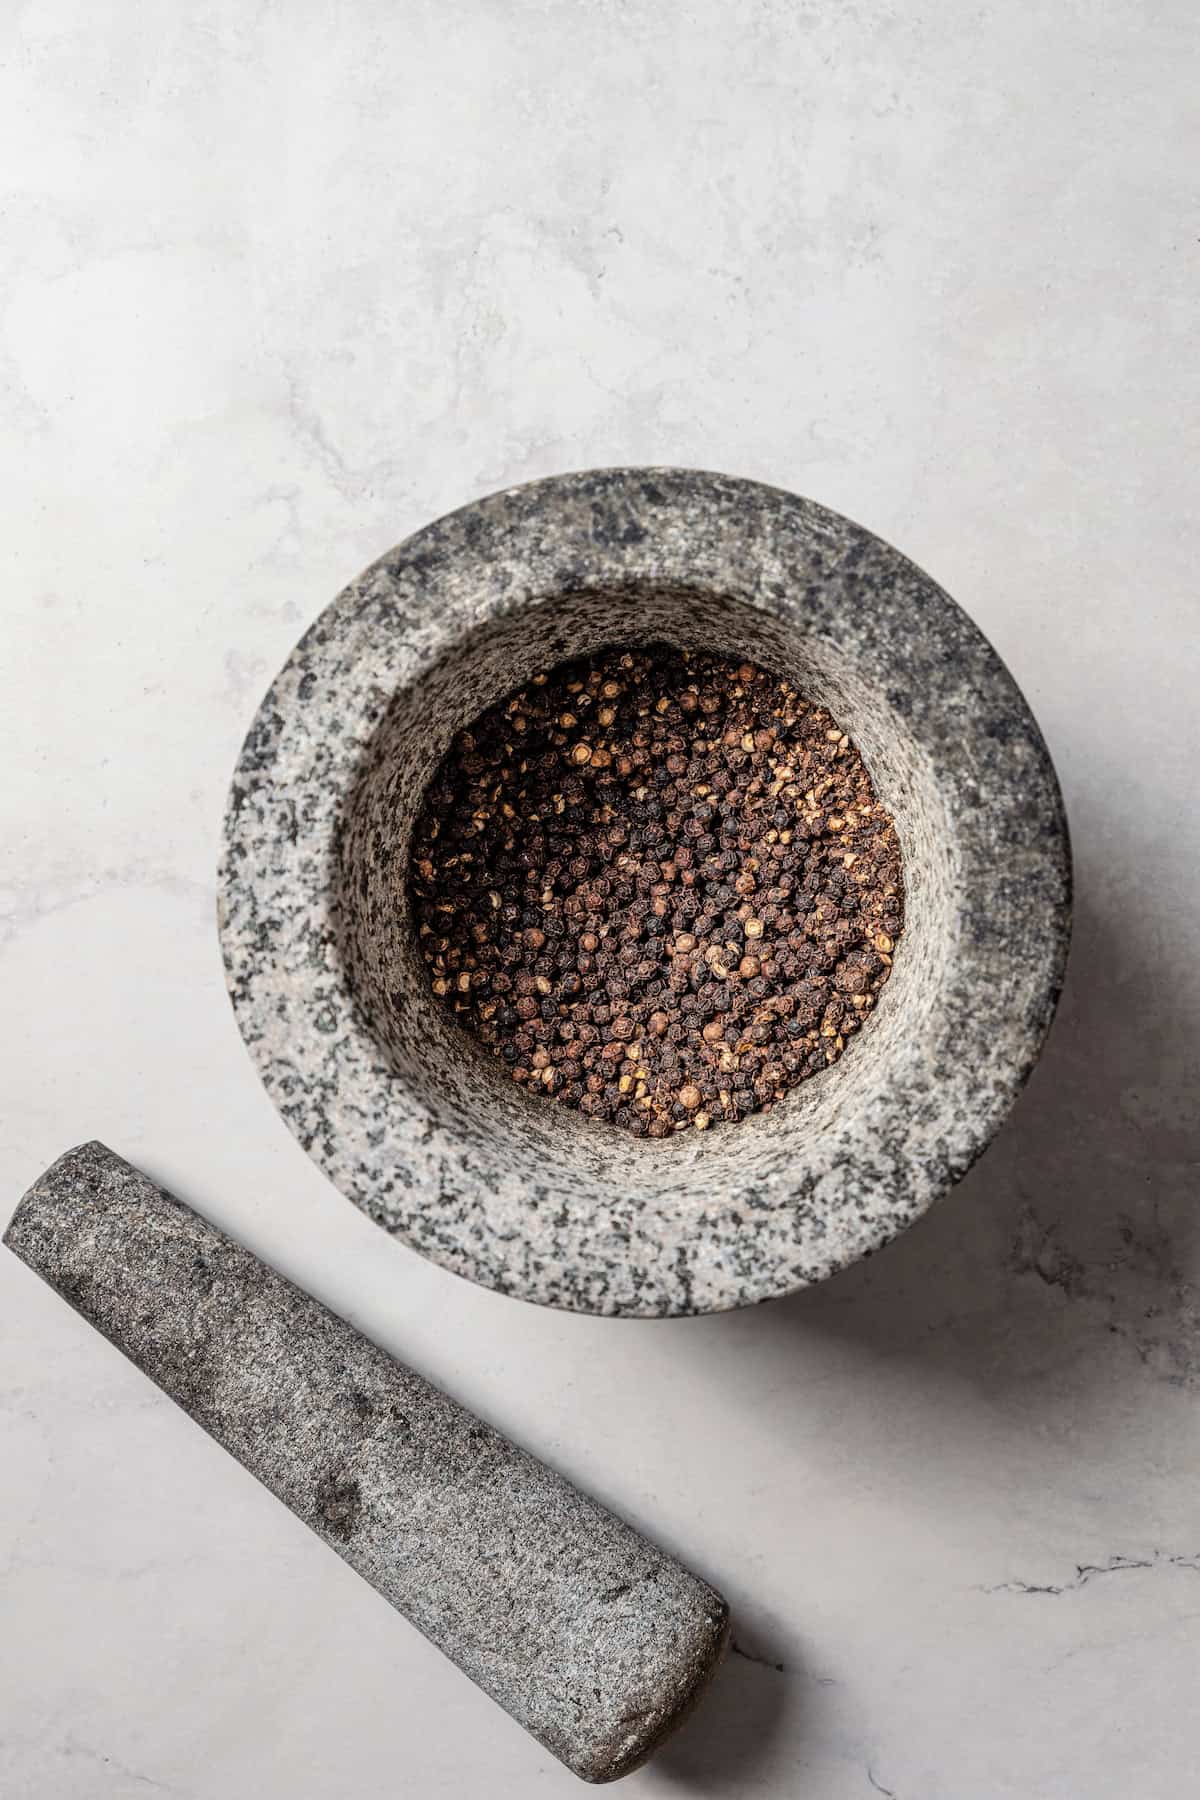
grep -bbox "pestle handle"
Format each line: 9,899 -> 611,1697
4,1143 -> 728,1783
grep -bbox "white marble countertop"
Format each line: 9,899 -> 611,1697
2,4 -> 1197,1796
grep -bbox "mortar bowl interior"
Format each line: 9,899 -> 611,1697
219,470 -> 1070,1315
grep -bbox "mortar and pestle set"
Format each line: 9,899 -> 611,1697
6,470 -> 1070,1781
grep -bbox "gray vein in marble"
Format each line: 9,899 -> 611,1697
730,1641 -> 786,1674
1006,1204 -> 1200,1387
981,1553 -> 1200,1597
0,867 -> 210,952
58,1736 -> 183,1797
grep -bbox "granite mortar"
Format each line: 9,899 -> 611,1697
218,468 -> 1071,1315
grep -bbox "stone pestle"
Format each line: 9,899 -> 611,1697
4,1142 -> 729,1782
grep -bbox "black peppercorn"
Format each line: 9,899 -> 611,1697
410,644 -> 904,1138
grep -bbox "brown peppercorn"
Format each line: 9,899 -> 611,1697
411,643 -> 903,1140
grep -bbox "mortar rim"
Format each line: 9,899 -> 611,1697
218,467 -> 1071,1314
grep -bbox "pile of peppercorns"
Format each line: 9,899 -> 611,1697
409,645 -> 903,1138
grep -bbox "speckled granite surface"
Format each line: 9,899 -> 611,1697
4,1142 -> 728,1783
219,469 -> 1070,1314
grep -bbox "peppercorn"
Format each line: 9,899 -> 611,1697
410,644 -> 904,1138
